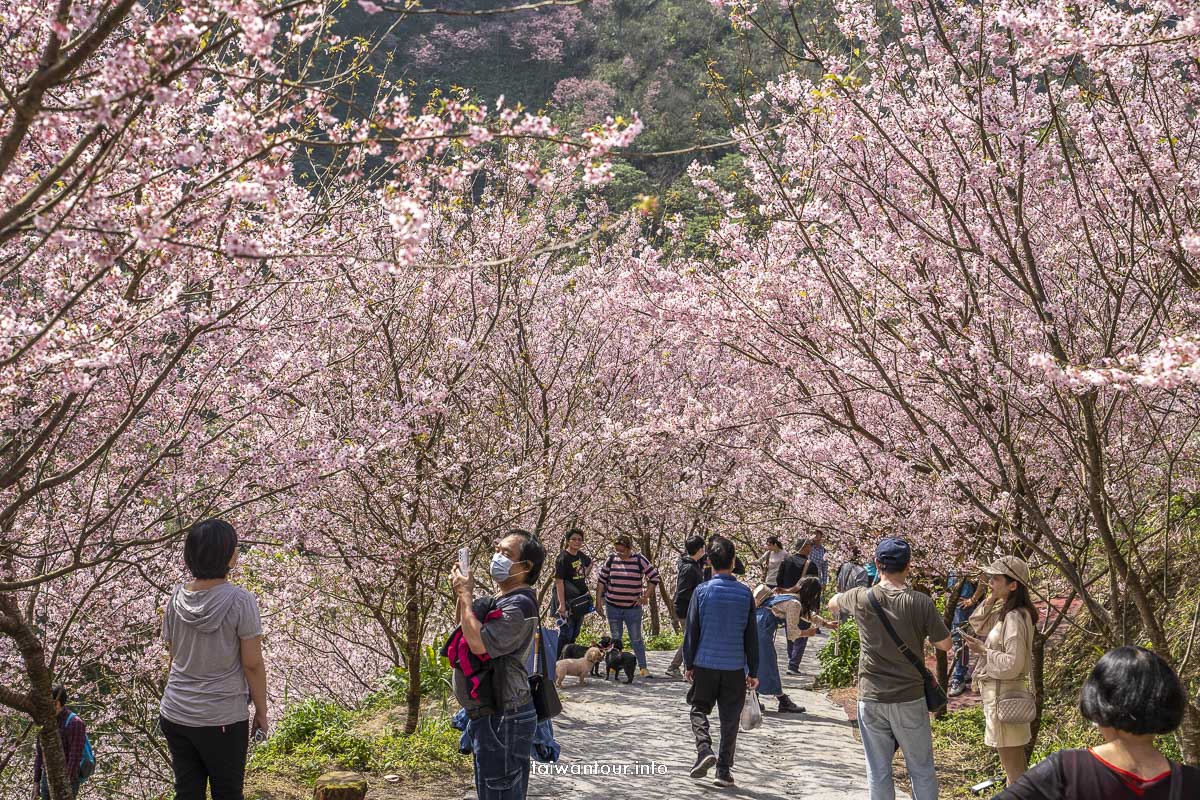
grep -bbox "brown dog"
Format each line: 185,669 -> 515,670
555,647 -> 605,687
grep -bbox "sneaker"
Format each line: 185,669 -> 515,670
714,768 -> 735,787
777,695 -> 806,714
690,751 -> 717,779
786,667 -> 801,675
640,667 -> 651,678
665,666 -> 682,678
948,680 -> 966,697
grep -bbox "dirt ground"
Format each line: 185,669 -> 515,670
247,767 -> 472,800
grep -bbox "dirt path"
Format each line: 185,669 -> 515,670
525,633 -> 910,800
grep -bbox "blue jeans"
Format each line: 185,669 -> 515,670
787,620 -> 812,670
467,702 -> 537,800
556,614 -> 581,658
951,609 -> 972,684
606,603 -> 647,669
858,698 -> 938,800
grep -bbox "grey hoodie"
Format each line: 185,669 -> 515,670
160,582 -> 262,727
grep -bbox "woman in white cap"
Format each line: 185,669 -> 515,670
962,555 -> 1038,785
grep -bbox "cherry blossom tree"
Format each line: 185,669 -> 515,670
0,0 -> 641,793
676,0 -> 1200,756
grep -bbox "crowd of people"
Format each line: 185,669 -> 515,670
29,520 -> 1199,800
449,526 -> 1199,800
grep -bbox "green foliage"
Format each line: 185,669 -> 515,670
600,162 -> 655,214
372,717 -> 465,774
644,631 -> 683,651
366,642 -> 454,709
574,614 -> 682,650
930,707 -> 1001,798
269,698 -> 354,751
816,617 -> 860,688
250,697 -> 465,783
252,699 -> 369,780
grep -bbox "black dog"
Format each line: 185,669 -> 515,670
561,643 -> 588,661
591,635 -> 614,677
605,641 -> 637,684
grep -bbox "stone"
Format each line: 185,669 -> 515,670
313,771 -> 369,800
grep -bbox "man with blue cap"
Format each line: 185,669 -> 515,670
829,538 -> 953,800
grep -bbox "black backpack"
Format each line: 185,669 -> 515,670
775,553 -> 816,589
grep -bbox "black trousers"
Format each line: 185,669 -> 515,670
160,716 -> 249,800
687,667 -> 746,770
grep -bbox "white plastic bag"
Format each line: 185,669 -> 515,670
740,690 -> 763,731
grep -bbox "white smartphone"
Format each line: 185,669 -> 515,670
458,546 -> 470,574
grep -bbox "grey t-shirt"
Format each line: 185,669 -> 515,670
160,582 -> 263,726
452,590 -> 537,714
842,584 -> 951,703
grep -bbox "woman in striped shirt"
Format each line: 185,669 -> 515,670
595,534 -> 662,677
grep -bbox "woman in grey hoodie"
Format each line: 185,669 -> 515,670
160,519 -> 268,800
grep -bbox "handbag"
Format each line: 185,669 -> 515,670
867,589 -> 947,714
993,614 -> 1037,724
566,592 -> 593,618
529,625 -> 563,722
995,688 -> 1037,724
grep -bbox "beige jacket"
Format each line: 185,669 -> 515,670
969,601 -> 1033,689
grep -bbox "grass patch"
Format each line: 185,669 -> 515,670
575,614 -> 683,651
931,707 -> 1000,798
249,697 -> 466,784
644,631 -> 682,651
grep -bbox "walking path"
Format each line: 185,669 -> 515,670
528,633 -> 910,799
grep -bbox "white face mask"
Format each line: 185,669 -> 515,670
491,552 -> 523,583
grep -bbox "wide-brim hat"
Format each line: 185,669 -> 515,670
982,555 -> 1031,588
753,584 -> 773,607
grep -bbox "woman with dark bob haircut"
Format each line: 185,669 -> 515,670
159,519 -> 269,800
997,646 -> 1199,799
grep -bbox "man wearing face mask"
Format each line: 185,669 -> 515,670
450,530 -> 546,800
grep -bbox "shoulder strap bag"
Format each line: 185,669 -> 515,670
867,588 -> 947,714
529,624 -> 563,722
993,612 -> 1037,725
1168,760 -> 1182,800
510,589 -> 562,723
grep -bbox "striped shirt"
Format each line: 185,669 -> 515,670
598,553 -> 661,608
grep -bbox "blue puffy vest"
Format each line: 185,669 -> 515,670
693,575 -> 753,671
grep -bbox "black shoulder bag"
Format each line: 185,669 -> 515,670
529,624 -> 562,722
511,589 -> 562,722
867,588 -> 947,714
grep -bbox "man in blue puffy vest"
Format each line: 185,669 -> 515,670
683,535 -> 759,788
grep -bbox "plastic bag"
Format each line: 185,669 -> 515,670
740,690 -> 763,731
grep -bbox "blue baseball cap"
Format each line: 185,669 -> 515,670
875,538 -> 911,571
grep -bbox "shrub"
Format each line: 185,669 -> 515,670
365,642 -> 453,708
817,617 -> 860,688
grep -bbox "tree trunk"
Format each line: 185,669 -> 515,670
648,589 -> 660,636
403,573 -> 422,735
0,595 -> 71,800
314,771 -> 368,800
1027,632 -> 1047,760
660,581 -> 680,632
1178,701 -> 1200,765
934,581 -> 955,719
